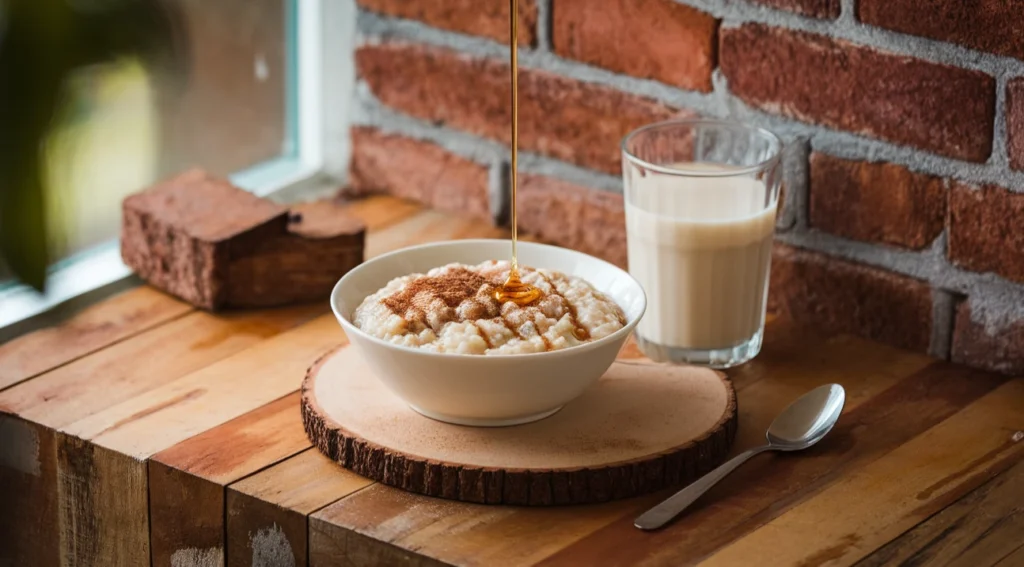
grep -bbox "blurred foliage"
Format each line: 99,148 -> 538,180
0,0 -> 184,291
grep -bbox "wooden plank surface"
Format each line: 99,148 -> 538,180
0,304 -> 323,429
0,416 -> 60,567
3,196 -> 1024,567
701,380 -> 1024,567
227,448 -> 374,567
0,287 -> 191,392
305,329 -> 951,567
148,392 -> 310,566
0,303 -> 322,567
857,457 -> 1024,567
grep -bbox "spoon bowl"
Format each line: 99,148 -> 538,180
635,383 -> 847,530
767,383 -> 846,450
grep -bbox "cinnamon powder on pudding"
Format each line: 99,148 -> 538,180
382,267 -> 497,313
354,261 -> 625,355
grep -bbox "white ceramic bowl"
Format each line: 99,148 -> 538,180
330,239 -> 646,426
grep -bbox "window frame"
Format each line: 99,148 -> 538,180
0,0 -> 356,331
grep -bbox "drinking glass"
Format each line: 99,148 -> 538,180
621,119 -> 783,368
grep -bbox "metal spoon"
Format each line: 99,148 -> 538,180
635,383 -> 846,531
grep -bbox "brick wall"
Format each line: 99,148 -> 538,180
341,0 -> 1024,375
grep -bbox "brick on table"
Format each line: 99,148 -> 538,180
948,182 -> 1024,284
346,127 -> 491,221
1006,78 -> 1024,172
516,175 -> 627,268
768,244 -> 934,353
552,0 -> 718,92
121,170 -> 364,311
749,0 -> 840,18
808,153 -> 946,250
356,43 -> 687,175
952,301 -> 1024,376
858,0 -> 1024,61
356,0 -> 538,46
719,23 -> 996,162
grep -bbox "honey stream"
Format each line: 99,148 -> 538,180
494,0 -> 542,306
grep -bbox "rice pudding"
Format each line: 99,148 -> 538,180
353,261 -> 626,355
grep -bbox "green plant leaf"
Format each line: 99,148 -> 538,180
0,0 -> 184,291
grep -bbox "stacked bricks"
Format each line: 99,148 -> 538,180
342,0 -> 1024,375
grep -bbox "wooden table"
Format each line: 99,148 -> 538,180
1,196 -> 1022,567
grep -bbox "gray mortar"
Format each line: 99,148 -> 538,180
776,228 -> 1024,335
991,74 -> 1011,167
352,87 -> 621,198
776,137 -> 810,232
490,161 -> 510,225
359,10 -> 1024,192
686,0 -> 1024,76
837,0 -> 856,24
535,0 -> 553,51
930,290 -> 955,358
353,4 -> 1024,341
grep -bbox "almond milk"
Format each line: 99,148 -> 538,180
626,163 -> 776,351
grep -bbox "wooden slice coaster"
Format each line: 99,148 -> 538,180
301,345 -> 737,506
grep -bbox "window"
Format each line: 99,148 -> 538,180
0,0 -> 356,329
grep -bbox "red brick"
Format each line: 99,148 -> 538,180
356,0 -> 538,46
769,245 -> 934,352
1007,78 -> 1024,171
858,0 -> 1024,61
720,24 -> 996,162
552,0 -> 717,92
809,154 -> 946,250
948,183 -> 1024,284
751,0 -> 840,19
347,127 -> 490,220
357,43 -> 685,174
952,301 -> 1024,375
517,176 -> 626,267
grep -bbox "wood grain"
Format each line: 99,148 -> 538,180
305,323 -> 959,567
340,195 -> 424,231
364,208 -> 505,258
0,416 -> 59,567
856,457 -> 1024,567
65,314 -> 343,457
148,392 -> 310,567
537,362 -> 1008,566
0,304 -> 323,429
310,483 -> 645,567
303,348 -> 737,505
0,304 -> 321,567
701,379 -> 1024,567
227,447 -> 374,567
49,310 -> 342,567
5,196 -> 1024,567
0,287 -> 190,392
57,434 -> 150,566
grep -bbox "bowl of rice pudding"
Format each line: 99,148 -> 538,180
331,239 -> 646,426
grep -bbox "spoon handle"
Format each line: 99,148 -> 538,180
635,445 -> 770,530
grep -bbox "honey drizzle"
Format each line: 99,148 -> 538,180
538,272 -> 590,340
471,321 -> 494,349
495,0 -> 542,307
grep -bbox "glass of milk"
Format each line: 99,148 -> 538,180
622,119 -> 783,368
